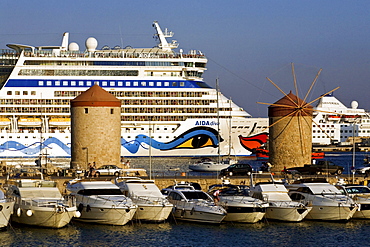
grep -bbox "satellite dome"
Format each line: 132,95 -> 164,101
351,101 -> 359,109
68,42 -> 79,51
86,37 -> 98,52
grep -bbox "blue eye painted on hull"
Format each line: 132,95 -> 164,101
121,127 -> 223,154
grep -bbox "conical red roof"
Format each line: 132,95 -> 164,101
268,91 -> 313,117
71,84 -> 121,107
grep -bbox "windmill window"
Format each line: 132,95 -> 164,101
85,108 -> 88,114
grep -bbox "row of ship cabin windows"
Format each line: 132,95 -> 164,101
7,91 -> 36,96
313,130 -> 370,134
314,125 -> 335,128
0,136 -> 69,139
38,80 -> 186,87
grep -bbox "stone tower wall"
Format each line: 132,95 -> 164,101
268,115 -> 312,171
71,106 -> 121,170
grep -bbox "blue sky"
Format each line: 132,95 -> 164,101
0,0 -> 369,117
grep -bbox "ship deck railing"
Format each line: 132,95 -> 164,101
22,50 -> 206,59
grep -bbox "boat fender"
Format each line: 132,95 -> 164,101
181,208 -> 185,217
190,207 -> 195,215
86,205 -> 91,212
78,203 -> 84,212
26,209 -> 33,217
74,211 -> 81,218
126,209 -> 130,213
0,205 -> 2,211
17,207 -> 22,217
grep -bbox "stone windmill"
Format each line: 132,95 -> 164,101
258,63 -> 339,172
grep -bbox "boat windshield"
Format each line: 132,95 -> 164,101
77,189 -> 124,196
345,187 -> 370,194
182,191 -> 210,200
220,187 -> 251,196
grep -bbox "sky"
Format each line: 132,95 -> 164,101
0,0 -> 369,117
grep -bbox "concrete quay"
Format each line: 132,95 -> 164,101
1,173 -> 368,193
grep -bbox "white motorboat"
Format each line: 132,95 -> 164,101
287,179 -> 358,221
189,157 -> 236,172
336,185 -> 370,219
115,177 -> 173,222
189,161 -> 230,172
0,189 -> 14,229
66,180 -> 137,225
250,181 -> 311,222
208,184 -> 268,223
162,182 -> 226,224
5,179 -> 78,228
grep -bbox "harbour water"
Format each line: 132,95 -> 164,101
2,152 -> 370,247
3,219 -> 370,246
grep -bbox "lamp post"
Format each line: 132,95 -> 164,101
352,118 -> 359,184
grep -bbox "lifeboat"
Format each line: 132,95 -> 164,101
327,115 -> 341,121
49,118 -> 71,126
0,118 -> 11,127
18,118 -> 42,126
343,115 -> 361,121
255,148 -> 325,160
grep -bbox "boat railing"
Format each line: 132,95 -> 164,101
22,50 -> 206,60
18,197 -> 74,208
80,195 -> 132,207
132,195 -> 170,205
314,193 -> 354,205
269,200 -> 305,208
222,195 -> 260,204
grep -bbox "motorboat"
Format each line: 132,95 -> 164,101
66,179 -> 137,225
115,177 -> 173,222
249,172 -> 311,222
0,189 -> 14,229
287,178 -> 358,221
188,158 -> 232,172
208,183 -> 268,223
250,182 -> 311,222
162,182 -> 226,224
5,179 -> 78,228
336,184 -> 370,219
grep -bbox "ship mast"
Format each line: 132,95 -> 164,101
152,21 -> 178,52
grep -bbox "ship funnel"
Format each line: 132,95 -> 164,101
61,32 -> 69,51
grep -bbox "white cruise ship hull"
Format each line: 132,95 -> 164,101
0,21 -> 269,159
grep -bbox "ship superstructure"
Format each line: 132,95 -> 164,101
0,21 -> 267,158
312,94 -> 370,145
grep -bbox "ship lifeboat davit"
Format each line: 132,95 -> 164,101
49,118 -> 71,126
255,148 -> 325,160
343,115 -> 361,122
18,118 -> 42,126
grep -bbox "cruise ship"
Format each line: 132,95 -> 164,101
0,21 -> 268,158
312,94 -> 370,146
